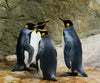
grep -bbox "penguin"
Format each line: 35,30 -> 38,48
12,23 -> 39,71
32,20 -> 49,68
36,29 -> 57,81
24,25 -> 41,71
59,18 -> 88,77
24,21 -> 49,70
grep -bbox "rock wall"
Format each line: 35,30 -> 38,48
0,0 -> 100,59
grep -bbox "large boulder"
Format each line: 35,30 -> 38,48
0,0 -> 100,59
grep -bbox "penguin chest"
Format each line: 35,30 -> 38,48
30,32 -> 41,63
63,31 -> 73,51
64,32 -> 73,44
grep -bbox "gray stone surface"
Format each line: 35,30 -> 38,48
0,0 -> 100,59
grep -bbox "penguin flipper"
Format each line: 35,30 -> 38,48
24,44 -> 34,64
23,34 -> 34,64
28,49 -> 34,64
64,42 -> 71,69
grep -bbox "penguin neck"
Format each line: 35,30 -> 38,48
41,34 -> 49,38
65,25 -> 73,30
23,27 -> 33,34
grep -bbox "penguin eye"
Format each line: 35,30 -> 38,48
66,23 -> 70,27
25,25 -> 28,29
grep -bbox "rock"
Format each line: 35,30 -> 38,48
12,72 -> 26,77
0,0 -> 100,59
4,75 -> 14,81
5,54 -> 17,61
81,34 -> 100,70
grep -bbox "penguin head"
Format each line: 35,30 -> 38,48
37,20 -> 49,30
39,29 -> 49,37
25,23 -> 39,32
59,18 -> 73,28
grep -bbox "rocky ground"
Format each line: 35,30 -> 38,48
0,34 -> 100,83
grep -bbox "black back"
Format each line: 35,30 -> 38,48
38,34 -> 57,78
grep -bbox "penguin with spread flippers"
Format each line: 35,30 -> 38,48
59,18 -> 88,77
36,29 -> 57,81
12,23 -> 39,71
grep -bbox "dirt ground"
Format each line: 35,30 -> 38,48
0,34 -> 100,83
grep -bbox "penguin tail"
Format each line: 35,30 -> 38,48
78,67 -> 88,77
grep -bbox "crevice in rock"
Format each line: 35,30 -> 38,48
0,4 -> 7,9
0,17 -> 8,19
4,0 -> 11,10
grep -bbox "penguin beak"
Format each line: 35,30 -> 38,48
33,25 -> 38,28
46,20 -> 49,23
59,18 -> 64,23
59,18 -> 63,20
42,20 -> 49,26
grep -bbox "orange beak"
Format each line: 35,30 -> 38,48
59,18 -> 64,23
42,22 -> 46,26
33,25 -> 38,28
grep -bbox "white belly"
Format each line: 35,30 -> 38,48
24,32 -> 41,67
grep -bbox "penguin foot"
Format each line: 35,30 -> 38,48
12,69 -> 17,72
60,72 -> 78,77
24,67 -> 35,71
33,64 -> 38,68
43,78 -> 57,81
12,64 -> 21,72
51,78 -> 57,81
43,75 -> 57,81
82,73 -> 88,77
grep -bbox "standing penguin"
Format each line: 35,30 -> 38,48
59,18 -> 88,77
24,21 -> 49,70
12,23 -> 38,71
36,29 -> 57,81
31,20 -> 49,68
24,25 -> 41,70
